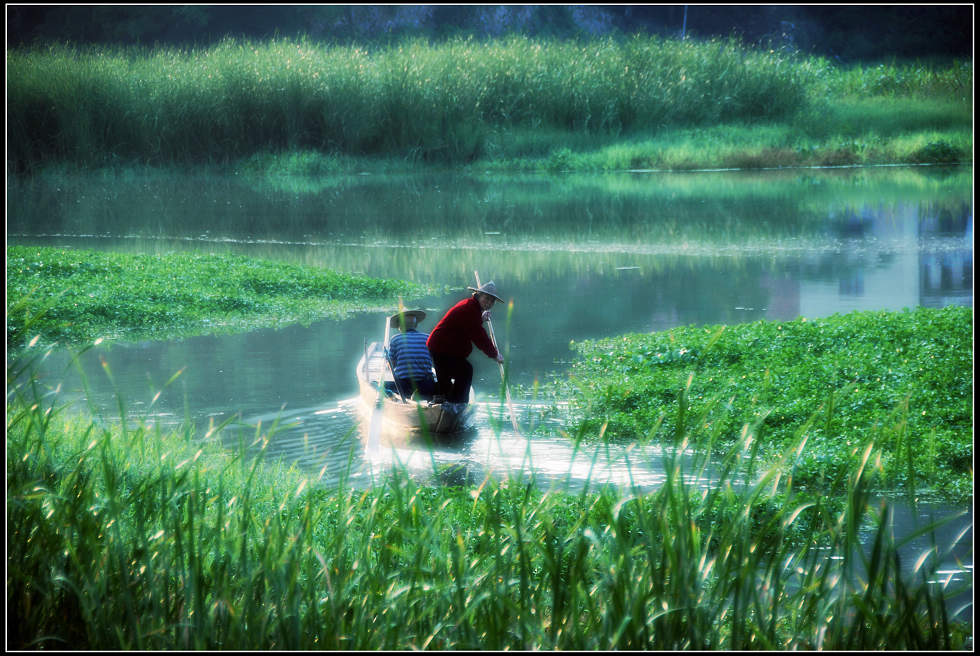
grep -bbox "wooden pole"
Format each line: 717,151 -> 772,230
475,271 -> 521,434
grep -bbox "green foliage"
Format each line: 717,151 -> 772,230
828,59 -> 973,101
7,374 -> 970,650
10,36 -> 968,171
6,245 -> 428,350
564,307 -> 973,501
906,140 -> 964,164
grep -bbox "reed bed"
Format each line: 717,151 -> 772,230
7,350 -> 971,650
828,59 -> 973,100
11,35 -> 967,170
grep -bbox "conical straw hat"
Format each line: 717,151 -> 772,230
467,280 -> 503,302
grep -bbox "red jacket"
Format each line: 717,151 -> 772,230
426,296 -> 498,360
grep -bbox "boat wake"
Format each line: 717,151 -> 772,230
235,396 -> 711,495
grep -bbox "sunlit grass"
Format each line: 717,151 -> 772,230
7,36 -> 970,171
7,348 -> 972,650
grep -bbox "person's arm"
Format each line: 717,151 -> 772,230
480,310 -> 505,363
469,305 -> 499,360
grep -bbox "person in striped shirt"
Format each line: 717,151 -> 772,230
387,309 -> 437,399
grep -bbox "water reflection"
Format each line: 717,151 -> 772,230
229,393 -> 971,612
9,166 -> 972,458
9,166 -> 971,430
15,235 -> 973,413
7,164 -> 972,622
230,395 -> 713,495
8,165 -> 972,248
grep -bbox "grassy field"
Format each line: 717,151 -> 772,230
7,366 -> 972,650
6,245 -> 437,352
558,306 -> 973,503
7,36 -> 971,172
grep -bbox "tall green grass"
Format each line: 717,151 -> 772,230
828,59 -> 973,100
13,35 -> 966,170
7,350 -> 972,649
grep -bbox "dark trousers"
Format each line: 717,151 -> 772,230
430,353 -> 473,403
389,376 -> 436,399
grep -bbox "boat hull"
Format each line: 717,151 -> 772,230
356,342 -> 476,440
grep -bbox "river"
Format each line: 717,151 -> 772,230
7,164 -> 973,606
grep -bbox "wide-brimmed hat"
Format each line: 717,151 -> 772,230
467,281 -> 504,303
389,309 -> 426,328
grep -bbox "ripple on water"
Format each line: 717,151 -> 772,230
234,398 -> 712,495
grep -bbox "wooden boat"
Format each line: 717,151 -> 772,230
356,340 -> 476,440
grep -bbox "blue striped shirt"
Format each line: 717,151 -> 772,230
388,330 -> 435,381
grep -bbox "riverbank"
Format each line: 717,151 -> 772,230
238,114 -> 971,177
8,245 -> 972,505
557,306 -> 973,504
7,375 -> 972,650
6,245 -> 438,352
7,36 -> 971,173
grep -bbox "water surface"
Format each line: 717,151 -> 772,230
9,164 -> 972,600
9,164 -> 971,429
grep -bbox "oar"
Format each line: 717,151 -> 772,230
475,271 -> 521,434
365,339 -> 384,451
366,316 -> 393,450
382,313 -> 409,402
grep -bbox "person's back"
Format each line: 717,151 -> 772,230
389,329 -> 433,381
426,281 -> 504,403
387,310 -> 436,399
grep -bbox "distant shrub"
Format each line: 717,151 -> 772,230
907,140 -> 964,164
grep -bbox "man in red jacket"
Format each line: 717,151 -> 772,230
427,281 -> 506,403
